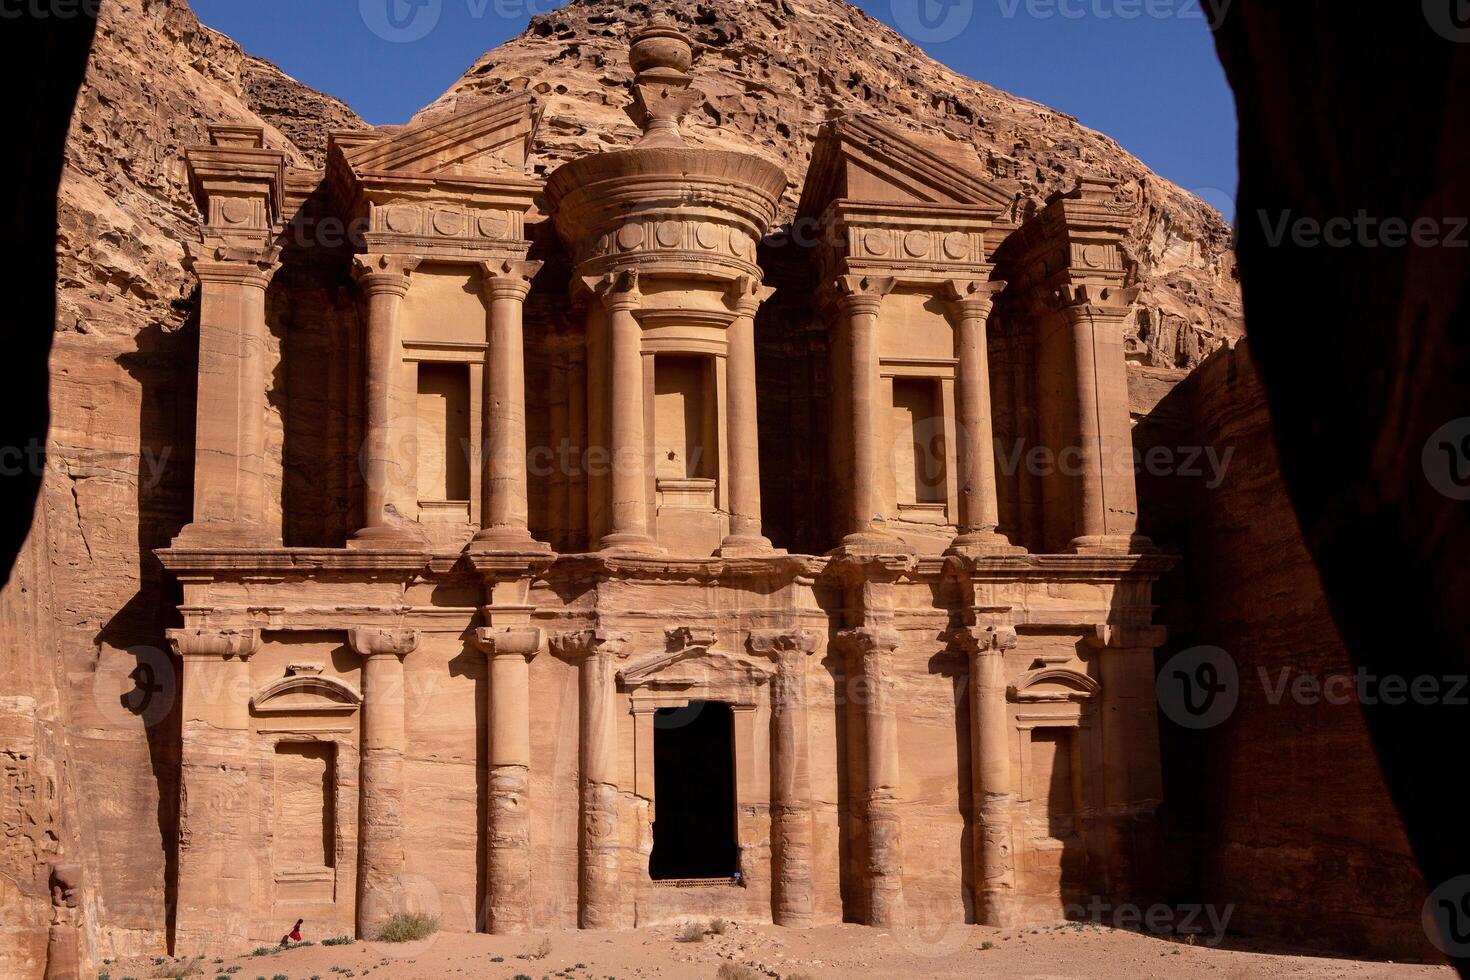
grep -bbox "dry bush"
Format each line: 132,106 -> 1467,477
714,964 -> 761,980
376,912 -> 439,943
677,921 -> 706,943
709,917 -> 730,935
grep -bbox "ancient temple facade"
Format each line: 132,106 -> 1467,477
159,23 -> 1170,952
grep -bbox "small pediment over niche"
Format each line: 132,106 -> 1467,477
1008,666 -> 1100,703
339,93 -> 539,179
618,649 -> 773,698
251,671 -> 362,715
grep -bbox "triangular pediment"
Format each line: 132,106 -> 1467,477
797,114 -> 1013,220
340,93 -> 539,179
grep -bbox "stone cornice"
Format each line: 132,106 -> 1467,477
155,547 -> 430,577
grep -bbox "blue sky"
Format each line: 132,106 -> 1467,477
193,0 -> 1238,202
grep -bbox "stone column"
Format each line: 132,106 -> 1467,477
1089,623 -> 1167,904
473,259 -> 549,553
749,628 -> 822,926
553,628 -> 631,928
350,255 -> 426,548
472,625 -> 543,933
1059,286 -> 1148,554
945,280 -> 1022,556
838,625 -> 904,926
168,628 -> 260,951
833,275 -> 896,547
958,623 -> 1019,926
347,627 -> 417,937
720,276 -> 776,555
594,272 -> 657,552
174,251 -> 280,548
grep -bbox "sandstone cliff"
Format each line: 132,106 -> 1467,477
1,1 -> 364,975
4,0 -> 1242,973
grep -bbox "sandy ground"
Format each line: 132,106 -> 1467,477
101,922 -> 1451,980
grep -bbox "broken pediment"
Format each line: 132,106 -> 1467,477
797,114 -> 1013,221
250,670 -> 362,715
334,93 -> 540,180
1008,666 -> 1100,703
619,649 -> 773,696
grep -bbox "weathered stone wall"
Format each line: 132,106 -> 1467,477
1137,342 -> 1432,960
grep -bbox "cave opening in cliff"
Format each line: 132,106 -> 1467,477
649,700 -> 738,880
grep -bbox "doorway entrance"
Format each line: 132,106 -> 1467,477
649,700 -> 738,880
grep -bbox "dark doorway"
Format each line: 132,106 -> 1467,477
649,700 -> 738,880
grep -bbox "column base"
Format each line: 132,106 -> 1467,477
946,529 -> 1027,557
829,524 -> 915,560
1070,533 -> 1156,555
596,530 -> 663,555
468,525 -> 553,556
716,533 -> 785,558
171,520 -> 281,550
348,521 -> 430,550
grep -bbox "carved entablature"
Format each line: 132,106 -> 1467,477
324,93 -> 542,265
797,114 -> 1013,289
992,175 -> 1141,312
185,124 -> 287,251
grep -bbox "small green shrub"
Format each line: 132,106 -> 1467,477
321,936 -> 354,947
376,913 -> 439,943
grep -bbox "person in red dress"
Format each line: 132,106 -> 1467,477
279,918 -> 303,946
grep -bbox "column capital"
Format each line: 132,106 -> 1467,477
724,274 -> 775,317
582,268 -> 642,312
347,627 -> 418,659
953,623 -> 1019,656
472,626 -> 544,661
167,627 -> 260,660
943,278 -> 1007,320
831,273 -> 895,316
481,259 -> 543,303
832,625 -> 901,658
185,242 -> 282,288
1054,282 -> 1140,322
551,627 -> 634,661
747,627 -> 822,659
352,253 -> 421,297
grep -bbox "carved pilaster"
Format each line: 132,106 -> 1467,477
346,627 -> 418,937
749,628 -> 822,926
168,627 -> 262,952
472,625 -> 543,933
954,622 -> 1019,927
552,628 -> 634,928
834,625 -> 904,926
719,276 -> 779,555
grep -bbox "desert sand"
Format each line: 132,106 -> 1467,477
98,921 -> 1449,980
